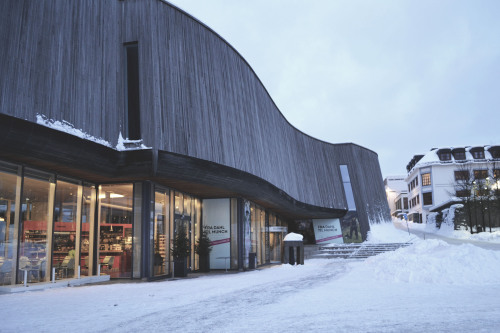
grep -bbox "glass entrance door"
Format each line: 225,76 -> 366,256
269,232 -> 283,264
153,190 -> 169,277
98,184 -> 133,278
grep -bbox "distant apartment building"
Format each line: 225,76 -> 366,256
384,176 -> 408,218
405,145 -> 500,224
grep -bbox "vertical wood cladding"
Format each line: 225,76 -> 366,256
0,0 -> 390,221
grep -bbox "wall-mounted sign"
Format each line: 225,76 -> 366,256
268,226 -> 288,233
203,199 -> 230,269
312,219 -> 343,244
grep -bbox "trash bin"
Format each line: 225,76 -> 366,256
249,252 -> 257,269
283,233 -> 304,265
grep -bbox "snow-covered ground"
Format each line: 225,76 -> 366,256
3,223 -> 500,332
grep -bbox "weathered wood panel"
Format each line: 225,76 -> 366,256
0,0 -> 390,223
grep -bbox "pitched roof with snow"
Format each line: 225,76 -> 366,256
406,145 -> 500,173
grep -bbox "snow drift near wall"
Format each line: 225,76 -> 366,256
344,238 -> 500,285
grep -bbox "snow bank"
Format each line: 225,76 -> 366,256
399,218 -> 500,244
445,228 -> 500,242
365,221 -> 414,243
345,239 -> 500,285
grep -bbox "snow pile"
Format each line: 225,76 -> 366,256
452,227 -> 500,243
347,239 -> 500,285
283,232 -> 303,241
116,132 -> 151,151
36,114 -> 113,148
365,221 -> 414,243
442,204 -> 461,227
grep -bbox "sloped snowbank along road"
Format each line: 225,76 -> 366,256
3,223 -> 500,332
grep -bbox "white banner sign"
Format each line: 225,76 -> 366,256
203,199 -> 231,269
312,219 -> 344,244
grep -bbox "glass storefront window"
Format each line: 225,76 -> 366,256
174,192 -> 183,215
249,203 -> 259,266
98,184 -> 133,278
0,165 -> 20,286
248,202 -> 267,266
269,214 -> 284,264
174,191 -> 192,270
184,195 -> 191,217
153,190 -> 169,276
192,198 -> 200,271
18,170 -> 54,284
230,198 -> 238,269
250,206 -> 257,255
81,184 -> 95,277
259,207 -> 266,265
52,180 -> 79,279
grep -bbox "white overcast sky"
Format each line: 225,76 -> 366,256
169,0 -> 500,177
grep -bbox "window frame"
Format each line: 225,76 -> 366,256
473,169 -> 488,180
422,192 -> 433,206
454,170 -> 469,181
421,173 -> 431,186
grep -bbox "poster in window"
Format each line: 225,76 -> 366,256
202,199 -> 231,269
341,211 -> 362,243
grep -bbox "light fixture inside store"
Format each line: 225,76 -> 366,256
98,192 -> 124,199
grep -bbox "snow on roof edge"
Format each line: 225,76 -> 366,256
36,114 -> 151,151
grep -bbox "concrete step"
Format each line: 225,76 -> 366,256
309,242 -> 412,260
303,245 -> 321,259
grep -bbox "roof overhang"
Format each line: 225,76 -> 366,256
0,114 -> 346,220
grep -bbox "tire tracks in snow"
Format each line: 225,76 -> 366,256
105,260 -> 350,332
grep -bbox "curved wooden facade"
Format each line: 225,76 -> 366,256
0,0 -> 390,232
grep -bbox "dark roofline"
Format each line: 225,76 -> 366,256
0,113 -> 345,220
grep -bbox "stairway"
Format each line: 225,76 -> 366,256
311,242 -> 412,260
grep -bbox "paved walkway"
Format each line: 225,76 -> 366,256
394,221 -> 500,251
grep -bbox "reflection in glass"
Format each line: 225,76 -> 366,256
247,203 -> 268,266
192,198 -> 200,271
98,184 -> 133,278
174,192 -> 192,271
0,167 -> 18,285
52,180 -> 79,279
340,165 -> 357,211
174,192 -> 182,215
183,195 -> 191,217
19,173 -> 52,284
153,191 -> 169,276
81,185 -> 95,277
269,214 -> 282,263
259,208 -> 266,265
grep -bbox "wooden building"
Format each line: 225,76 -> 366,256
0,0 -> 389,286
